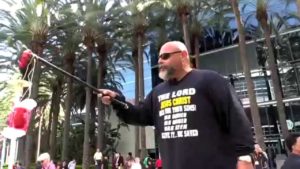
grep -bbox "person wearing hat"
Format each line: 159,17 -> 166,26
37,153 -> 56,169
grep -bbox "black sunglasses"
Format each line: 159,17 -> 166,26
159,51 -> 182,60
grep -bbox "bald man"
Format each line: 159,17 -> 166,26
98,41 -> 254,169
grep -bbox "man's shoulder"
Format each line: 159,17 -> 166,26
192,69 -> 228,87
195,69 -> 224,79
282,154 -> 300,169
49,163 -> 56,169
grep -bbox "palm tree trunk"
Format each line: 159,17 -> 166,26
231,0 -> 266,149
96,45 -> 107,151
137,35 -> 147,158
25,43 -> 43,169
82,43 -> 93,169
181,14 -> 191,53
133,48 -> 140,157
50,78 -> 63,159
259,17 -> 289,139
90,98 -> 97,148
45,105 -> 52,151
36,111 -> 43,160
262,66 -> 272,100
96,99 -> 105,151
62,53 -> 75,161
194,36 -> 200,68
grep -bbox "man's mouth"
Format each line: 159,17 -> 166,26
159,65 -> 167,70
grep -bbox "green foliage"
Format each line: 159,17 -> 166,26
0,73 -> 23,130
0,88 -> 13,129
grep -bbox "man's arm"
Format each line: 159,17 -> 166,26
236,161 -> 254,169
99,89 -> 154,126
209,74 -> 254,154
208,72 -> 255,161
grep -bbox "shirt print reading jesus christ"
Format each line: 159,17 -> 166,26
158,88 -> 198,139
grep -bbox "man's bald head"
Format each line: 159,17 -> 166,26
158,41 -> 192,81
159,41 -> 189,57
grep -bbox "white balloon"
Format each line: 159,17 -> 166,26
1,127 -> 26,139
14,99 -> 37,111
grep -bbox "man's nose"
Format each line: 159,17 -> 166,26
158,57 -> 164,65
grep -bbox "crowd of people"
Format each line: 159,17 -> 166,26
26,130 -> 299,169
32,150 -> 162,169
34,152 -> 76,169
96,151 -> 162,169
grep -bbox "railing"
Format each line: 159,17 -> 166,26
243,97 -> 300,108
245,96 -> 300,153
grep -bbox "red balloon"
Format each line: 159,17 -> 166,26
13,107 -> 27,129
18,50 -> 32,69
7,99 -> 36,133
8,107 -> 30,131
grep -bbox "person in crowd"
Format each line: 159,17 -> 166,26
102,156 -> 109,169
143,155 -> 154,169
61,161 -> 68,169
253,144 -> 269,169
125,152 -> 134,169
56,161 -> 62,169
67,158 -> 76,169
93,148 -> 103,169
37,152 -> 56,169
113,152 -> 124,169
131,157 -> 142,169
155,158 -> 162,169
281,133 -> 300,169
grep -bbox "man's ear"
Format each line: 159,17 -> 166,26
292,145 -> 295,151
181,50 -> 188,58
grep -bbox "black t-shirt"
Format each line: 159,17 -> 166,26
281,153 -> 300,169
114,69 -> 254,169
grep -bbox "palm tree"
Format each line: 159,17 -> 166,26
256,43 -> 273,100
256,0 -> 289,139
173,1 -> 193,53
190,13 -> 202,68
189,2 -> 217,68
116,0 -> 151,158
82,29 -> 93,169
77,0 -> 102,167
95,41 -> 107,151
50,1 -> 81,160
61,43 -> 77,161
93,0 -> 121,152
49,75 -> 63,159
231,0 -> 265,149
